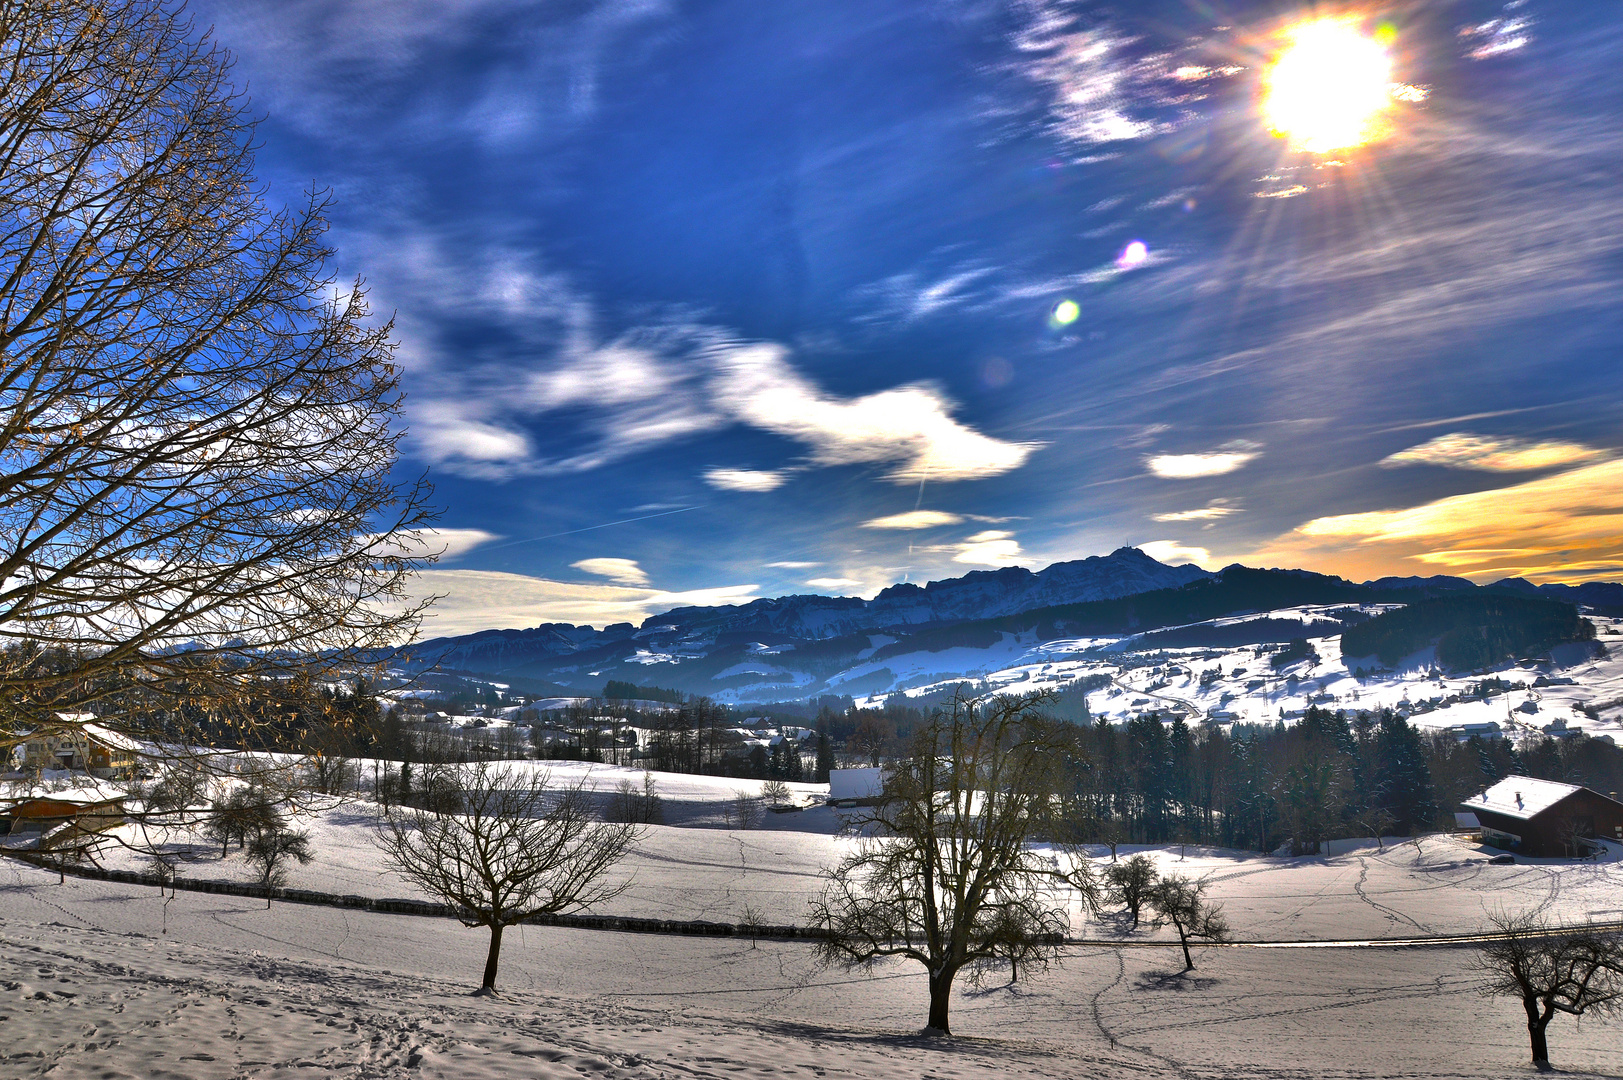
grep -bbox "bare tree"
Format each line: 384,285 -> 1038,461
761,779 -> 791,807
206,787 -> 281,857
725,790 -> 761,830
0,0 -> 435,764
1477,913 -> 1623,1069
605,771 -> 663,824
376,762 -> 638,994
1146,874 -> 1231,971
809,692 -> 1099,1035
1105,854 -> 1159,930
245,825 -> 314,908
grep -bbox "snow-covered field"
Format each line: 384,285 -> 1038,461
6,827 -> 1623,1079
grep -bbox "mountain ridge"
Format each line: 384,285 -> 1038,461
403,549 -> 1621,701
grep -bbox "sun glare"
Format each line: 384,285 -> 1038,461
1263,18 -> 1395,153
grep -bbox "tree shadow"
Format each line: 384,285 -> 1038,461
1132,969 -> 1221,992
747,1017 -> 1030,1057
1093,909 -> 1141,936
959,974 -> 1042,1000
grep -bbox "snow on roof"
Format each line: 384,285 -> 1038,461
79,723 -> 141,753
1462,775 -> 1582,821
0,778 -> 129,808
31,716 -> 143,753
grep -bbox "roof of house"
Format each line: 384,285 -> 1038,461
0,778 -> 129,810
79,723 -> 142,753
1462,775 -> 1584,821
27,718 -> 143,754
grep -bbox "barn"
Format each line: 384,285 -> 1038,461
1461,775 -> 1623,857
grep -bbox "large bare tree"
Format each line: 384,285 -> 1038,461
0,0 -> 434,759
1477,913 -> 1623,1069
809,692 -> 1099,1035
377,762 -> 639,993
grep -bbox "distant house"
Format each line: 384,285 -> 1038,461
828,767 -> 887,804
0,783 -> 129,848
18,718 -> 141,779
1444,721 -> 1504,741
1462,775 -> 1623,857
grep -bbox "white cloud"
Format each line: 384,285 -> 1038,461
953,530 -> 1025,566
1152,500 -> 1242,522
861,510 -> 965,530
1380,432 -> 1604,472
413,403 -> 533,464
570,557 -> 649,586
767,561 -> 821,569
403,306 -> 1039,487
409,569 -> 757,635
1139,540 -> 1211,566
806,577 -> 862,590
368,527 -> 503,561
704,468 -> 787,492
710,344 -> 1042,484
1145,444 -> 1260,479
415,528 -> 501,560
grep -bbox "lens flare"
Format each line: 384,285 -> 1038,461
1117,240 -> 1149,268
1052,299 -> 1080,325
1263,18 -> 1394,153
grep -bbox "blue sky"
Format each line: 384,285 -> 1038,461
195,0 -> 1623,635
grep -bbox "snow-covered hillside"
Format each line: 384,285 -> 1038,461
861,605 -> 1623,742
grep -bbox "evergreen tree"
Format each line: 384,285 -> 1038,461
1372,712 -> 1437,833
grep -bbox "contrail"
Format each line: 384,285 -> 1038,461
482,505 -> 703,551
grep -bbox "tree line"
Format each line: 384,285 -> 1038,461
1046,704 -> 1623,854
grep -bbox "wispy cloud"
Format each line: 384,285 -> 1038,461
1145,444 -> 1261,479
1139,539 -> 1211,566
704,468 -> 788,492
570,557 -> 650,586
953,530 -> 1025,566
386,253 -> 1041,485
861,510 -> 965,530
1151,499 -> 1243,522
767,561 -> 820,569
1380,432 -> 1605,472
1007,6 -> 1164,146
806,577 -> 862,590
203,0 -> 673,149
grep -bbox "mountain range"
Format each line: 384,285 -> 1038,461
402,548 -> 1623,702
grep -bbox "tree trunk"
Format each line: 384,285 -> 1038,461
482,923 -> 504,992
1177,923 -> 1194,970
926,967 -> 956,1035
1525,996 -> 1551,1068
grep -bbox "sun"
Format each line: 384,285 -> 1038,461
1263,18 -> 1395,153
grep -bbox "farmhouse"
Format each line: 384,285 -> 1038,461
17,718 -> 141,779
1461,775 -> 1623,857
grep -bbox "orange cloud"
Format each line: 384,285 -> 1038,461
1246,458 -> 1623,582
